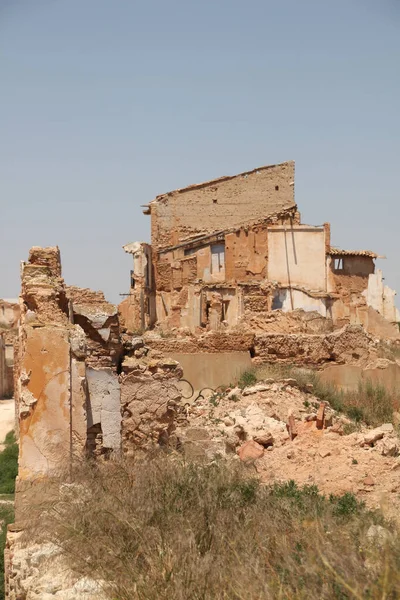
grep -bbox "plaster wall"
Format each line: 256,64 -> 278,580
320,362 -> 400,392
267,226 -> 326,291
169,351 -> 252,392
366,270 -> 385,313
18,326 -> 71,479
272,288 -> 328,317
366,270 -> 398,323
86,367 -> 121,451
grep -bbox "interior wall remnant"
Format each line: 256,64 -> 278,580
366,270 -> 400,323
86,368 -> 121,453
14,248 -> 89,524
0,299 -> 20,399
272,288 -> 329,317
122,242 -> 155,332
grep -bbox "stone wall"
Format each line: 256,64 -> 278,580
253,325 -> 375,366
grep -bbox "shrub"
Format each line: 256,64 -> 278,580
31,457 -> 400,600
238,368 -> 257,389
0,431 -> 18,495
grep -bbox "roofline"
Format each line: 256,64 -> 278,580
157,205 -> 298,254
328,248 -> 384,259
148,160 -> 295,205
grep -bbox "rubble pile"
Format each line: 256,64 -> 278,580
175,378 -> 400,520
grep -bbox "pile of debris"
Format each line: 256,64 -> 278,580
175,378 -> 400,521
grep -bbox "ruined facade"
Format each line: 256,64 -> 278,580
11,247 -> 181,515
121,161 -> 399,338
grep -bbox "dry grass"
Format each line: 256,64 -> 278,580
30,456 -> 400,600
245,364 -> 400,427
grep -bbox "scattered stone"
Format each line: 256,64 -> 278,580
237,440 -> 264,463
316,402 -> 326,430
227,387 -> 242,400
319,448 -> 331,458
363,475 -> 375,486
362,424 -> 394,446
233,424 -> 246,440
253,431 -> 274,447
129,337 -> 144,350
381,437 -> 399,457
330,422 -> 344,435
304,414 -> 317,422
243,383 -> 272,396
286,414 -> 298,440
225,434 -> 239,453
380,423 -> 394,433
280,378 -> 299,389
324,409 -> 334,428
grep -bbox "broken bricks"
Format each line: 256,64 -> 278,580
316,402 -> 326,430
286,413 -> 298,441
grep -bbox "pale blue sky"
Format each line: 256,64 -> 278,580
1,0 -> 399,304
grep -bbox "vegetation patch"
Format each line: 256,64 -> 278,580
251,364 -> 399,427
238,368 -> 257,389
0,432 -> 18,495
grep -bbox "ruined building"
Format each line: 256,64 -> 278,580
11,247 -> 181,510
120,160 -> 399,338
0,298 -> 19,398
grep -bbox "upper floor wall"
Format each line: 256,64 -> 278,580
148,161 -> 295,250
267,225 -> 328,291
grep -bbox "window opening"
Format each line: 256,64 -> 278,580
334,258 -> 344,270
211,244 -> 225,274
184,247 -> 198,256
221,300 -> 230,322
205,301 -> 211,321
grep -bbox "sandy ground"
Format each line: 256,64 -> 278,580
0,399 -> 15,447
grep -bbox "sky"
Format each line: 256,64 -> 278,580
1,0 -> 399,305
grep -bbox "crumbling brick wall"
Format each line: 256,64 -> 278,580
150,161 -> 295,250
120,337 -> 182,456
